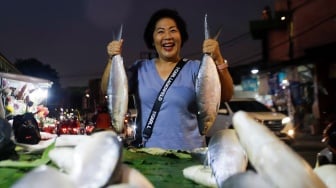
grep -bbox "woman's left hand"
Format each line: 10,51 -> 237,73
202,39 -> 224,64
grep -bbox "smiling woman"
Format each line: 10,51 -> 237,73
101,8 -> 234,150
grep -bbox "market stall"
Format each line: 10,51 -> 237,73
0,144 -> 206,187
0,72 -> 52,118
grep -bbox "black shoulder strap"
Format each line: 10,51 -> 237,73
142,58 -> 188,146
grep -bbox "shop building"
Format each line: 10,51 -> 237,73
236,0 -> 336,134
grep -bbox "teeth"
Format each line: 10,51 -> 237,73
163,43 -> 173,47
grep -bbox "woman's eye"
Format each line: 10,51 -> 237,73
156,30 -> 164,34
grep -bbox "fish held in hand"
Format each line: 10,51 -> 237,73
195,14 -> 221,135
232,111 -> 327,188
207,129 -> 248,187
107,25 -> 129,134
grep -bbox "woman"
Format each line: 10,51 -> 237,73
102,9 -> 233,150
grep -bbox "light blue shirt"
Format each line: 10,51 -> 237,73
129,59 -> 205,150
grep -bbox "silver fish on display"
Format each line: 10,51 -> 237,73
182,165 -> 217,187
221,170 -> 274,188
107,25 -> 129,134
314,164 -> 336,188
70,131 -> 123,187
12,165 -> 76,188
207,129 -> 248,187
232,111 -> 327,188
195,14 -> 221,135
13,131 -> 153,188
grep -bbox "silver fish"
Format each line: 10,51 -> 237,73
70,131 -> 123,187
232,111 -> 327,188
12,165 -> 76,188
207,129 -> 248,187
221,170 -> 274,188
314,164 -> 336,188
107,25 -> 129,134
195,14 -> 221,135
14,131 -> 153,188
182,165 -> 217,187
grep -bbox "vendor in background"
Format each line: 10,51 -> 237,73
101,9 -> 233,150
315,115 -> 336,167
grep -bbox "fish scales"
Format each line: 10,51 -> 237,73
106,25 -> 128,134
195,54 -> 221,134
195,14 -> 221,135
208,129 -> 248,187
107,54 -> 128,133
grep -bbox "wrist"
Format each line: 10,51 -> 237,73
216,59 -> 228,70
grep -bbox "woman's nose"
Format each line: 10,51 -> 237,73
163,31 -> 173,38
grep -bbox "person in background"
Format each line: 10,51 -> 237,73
315,115 -> 336,167
95,106 -> 112,130
101,9 -> 233,150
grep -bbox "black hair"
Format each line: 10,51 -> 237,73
143,9 -> 189,50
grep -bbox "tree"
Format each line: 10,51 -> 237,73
14,58 -> 62,109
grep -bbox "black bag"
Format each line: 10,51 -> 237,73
12,113 -> 41,144
0,118 -> 18,160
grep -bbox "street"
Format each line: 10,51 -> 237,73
290,132 -> 326,168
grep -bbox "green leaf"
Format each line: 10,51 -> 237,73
0,143 -> 54,168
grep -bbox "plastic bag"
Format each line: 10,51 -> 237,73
12,113 -> 41,144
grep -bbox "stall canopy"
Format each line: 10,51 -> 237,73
0,72 -> 53,88
0,72 -> 53,118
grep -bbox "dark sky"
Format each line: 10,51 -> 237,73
0,0 -> 274,88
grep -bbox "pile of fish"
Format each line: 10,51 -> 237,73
183,129 -> 248,187
12,131 -> 153,188
184,111 -> 333,188
195,14 -> 221,135
232,111 -> 327,188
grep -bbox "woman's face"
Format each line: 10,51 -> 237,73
153,17 -> 182,61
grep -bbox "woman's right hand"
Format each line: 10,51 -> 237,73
107,39 -> 123,57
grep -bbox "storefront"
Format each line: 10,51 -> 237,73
237,63 -> 316,133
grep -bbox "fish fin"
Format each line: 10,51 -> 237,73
116,24 -> 123,41
203,151 -> 209,167
213,25 -> 223,40
206,150 -> 212,167
112,24 -> 123,41
204,14 -> 223,40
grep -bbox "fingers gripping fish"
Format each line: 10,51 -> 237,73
107,25 -> 129,134
195,14 -> 221,135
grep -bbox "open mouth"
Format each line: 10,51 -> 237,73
162,42 -> 175,51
